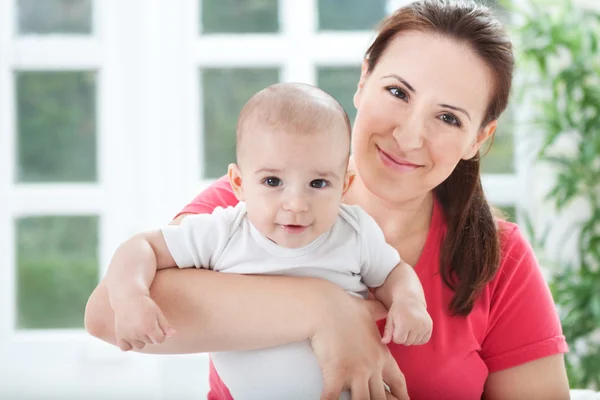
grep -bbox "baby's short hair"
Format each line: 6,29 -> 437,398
235,82 -> 351,163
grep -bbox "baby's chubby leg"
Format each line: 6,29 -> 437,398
211,340 -> 350,400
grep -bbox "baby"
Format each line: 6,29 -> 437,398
105,83 -> 432,399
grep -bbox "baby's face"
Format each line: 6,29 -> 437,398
231,129 -> 350,249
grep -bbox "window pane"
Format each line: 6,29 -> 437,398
17,0 -> 92,34
16,216 -> 98,329
201,0 -> 278,34
201,68 -> 279,178
317,66 -> 360,126
481,108 -> 515,174
318,0 -> 386,31
16,71 -> 97,183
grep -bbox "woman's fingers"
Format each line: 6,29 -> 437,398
351,379 -> 371,400
320,373 -> 344,400
369,374 -> 388,400
382,354 -> 409,400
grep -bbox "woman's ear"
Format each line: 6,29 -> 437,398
463,120 -> 497,160
353,60 -> 370,110
228,163 -> 245,201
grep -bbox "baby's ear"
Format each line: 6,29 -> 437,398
228,164 -> 245,201
343,170 -> 356,195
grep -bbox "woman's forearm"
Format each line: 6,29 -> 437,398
85,268 -> 344,354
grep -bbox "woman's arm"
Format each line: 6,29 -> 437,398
85,269 -> 407,398
480,224 -> 569,399
483,355 -> 570,400
86,268 -> 370,354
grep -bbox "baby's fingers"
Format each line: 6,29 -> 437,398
156,308 -> 177,338
117,339 -> 133,352
392,325 -> 409,345
402,330 -> 419,346
381,318 -> 394,344
148,322 -> 166,344
130,339 -> 146,350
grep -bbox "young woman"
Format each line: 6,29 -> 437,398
85,1 -> 570,398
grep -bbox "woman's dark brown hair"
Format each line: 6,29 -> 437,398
365,0 -> 514,315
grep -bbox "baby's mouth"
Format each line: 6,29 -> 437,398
280,224 -> 308,234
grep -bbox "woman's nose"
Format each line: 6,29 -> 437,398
392,116 -> 424,150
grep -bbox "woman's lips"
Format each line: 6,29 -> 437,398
376,146 -> 421,172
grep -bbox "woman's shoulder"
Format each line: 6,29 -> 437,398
175,175 -> 238,218
489,218 -> 547,294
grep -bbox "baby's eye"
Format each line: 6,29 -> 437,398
264,177 -> 282,187
310,179 -> 328,189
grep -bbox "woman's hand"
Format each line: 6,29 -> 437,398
310,294 -> 409,400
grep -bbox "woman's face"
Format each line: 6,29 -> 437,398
352,31 -> 497,203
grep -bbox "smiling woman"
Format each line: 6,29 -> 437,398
85,1 -> 569,399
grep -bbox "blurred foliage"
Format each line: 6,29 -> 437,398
481,106 -> 515,173
202,68 -> 279,178
17,0 -> 91,34
17,216 -> 98,329
201,0 -> 278,33
318,0 -> 386,31
508,0 -> 600,389
497,204 -> 516,223
16,71 -> 97,183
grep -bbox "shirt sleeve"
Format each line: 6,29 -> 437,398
480,223 -> 569,372
355,207 -> 401,288
175,175 -> 240,218
161,206 -> 237,269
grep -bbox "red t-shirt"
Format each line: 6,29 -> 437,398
177,176 -> 568,400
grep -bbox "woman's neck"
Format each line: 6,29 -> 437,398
345,175 -> 434,243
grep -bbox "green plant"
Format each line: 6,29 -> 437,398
508,0 -> 600,389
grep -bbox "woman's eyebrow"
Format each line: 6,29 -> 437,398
381,74 -> 416,93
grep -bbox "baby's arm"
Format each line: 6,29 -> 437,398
105,230 -> 179,351
373,262 -> 432,345
354,205 -> 432,346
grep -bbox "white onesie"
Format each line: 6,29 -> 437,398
161,202 -> 400,400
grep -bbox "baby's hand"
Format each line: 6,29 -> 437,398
113,295 -> 176,351
381,297 -> 432,346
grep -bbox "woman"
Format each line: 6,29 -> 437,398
85,0 -> 570,399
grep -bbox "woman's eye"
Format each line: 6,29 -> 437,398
387,86 -> 408,101
440,113 -> 461,127
310,179 -> 328,189
264,177 -> 282,187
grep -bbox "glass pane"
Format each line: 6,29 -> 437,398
318,0 -> 386,31
16,71 -> 97,183
201,0 -> 278,34
202,68 -> 280,178
481,107 -> 515,174
18,0 -> 92,34
317,66 -> 360,126
16,216 -> 99,329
